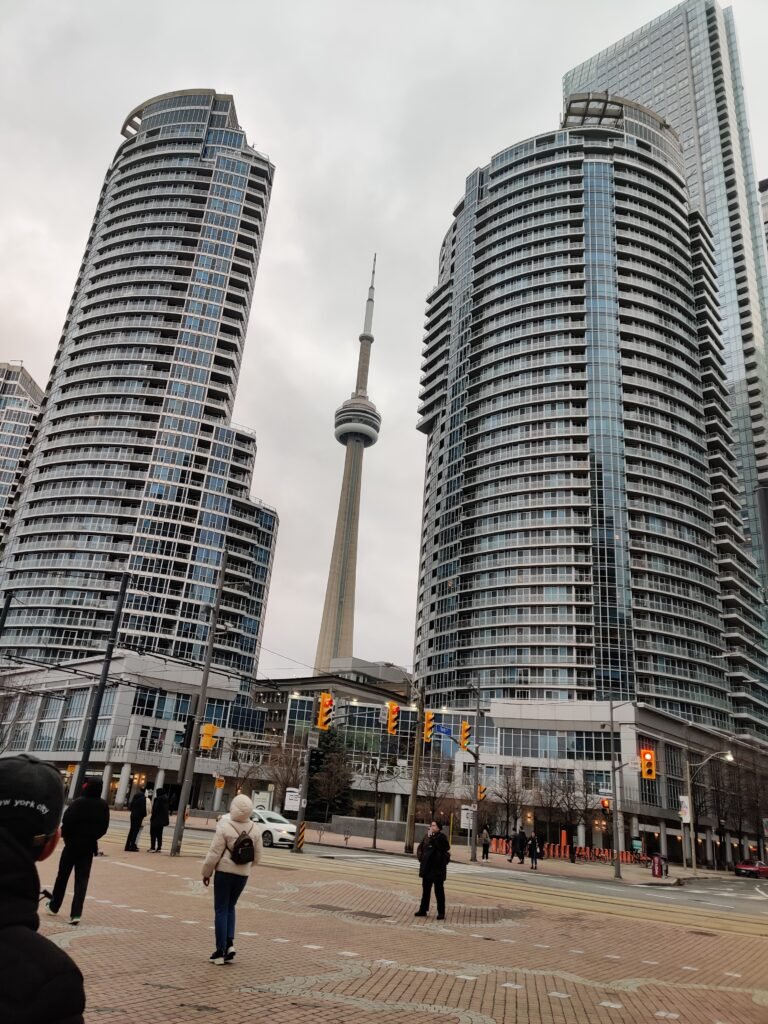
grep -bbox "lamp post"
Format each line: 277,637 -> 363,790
404,683 -> 423,855
685,749 -> 734,877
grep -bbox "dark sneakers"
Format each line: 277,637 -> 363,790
414,910 -> 427,917
209,950 -> 225,965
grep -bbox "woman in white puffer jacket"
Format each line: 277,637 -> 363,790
201,793 -> 261,964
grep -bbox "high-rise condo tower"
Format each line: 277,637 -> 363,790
0,90 -> 277,689
564,0 -> 768,595
314,260 -> 381,673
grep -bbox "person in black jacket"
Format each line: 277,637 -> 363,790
0,754 -> 86,1024
149,787 -> 170,852
125,786 -> 147,851
414,820 -> 451,920
46,779 -> 109,925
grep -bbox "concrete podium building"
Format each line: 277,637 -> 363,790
0,90 -> 277,688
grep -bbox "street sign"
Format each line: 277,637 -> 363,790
267,783 -> 275,792
628,758 -> 641,773
284,787 -> 300,812
307,731 -> 320,750
679,794 -> 691,824
460,804 -> 472,829
434,724 -> 452,737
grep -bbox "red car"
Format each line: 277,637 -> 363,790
734,859 -> 768,879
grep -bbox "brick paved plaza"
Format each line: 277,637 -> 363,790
39,825 -> 767,1024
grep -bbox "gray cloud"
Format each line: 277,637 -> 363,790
1,0 -> 767,679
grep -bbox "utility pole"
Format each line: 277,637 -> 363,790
685,752 -> 697,877
291,693 -> 320,855
170,550 -> 228,857
608,698 -> 622,881
72,572 -> 130,799
404,683 -> 424,854
470,682 -> 481,863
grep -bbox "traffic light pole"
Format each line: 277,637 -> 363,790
291,693 -> 320,855
170,550 -> 227,857
404,686 -> 424,854
470,682 -> 481,863
609,698 -> 622,880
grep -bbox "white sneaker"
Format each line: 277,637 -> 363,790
44,901 -> 58,916
225,946 -> 236,962
209,950 -> 225,965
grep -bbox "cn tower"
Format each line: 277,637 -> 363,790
314,258 -> 382,673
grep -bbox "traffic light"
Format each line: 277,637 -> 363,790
386,702 -> 400,736
640,748 -> 657,780
423,711 -> 435,743
600,797 -> 611,811
459,720 -> 472,750
200,723 -> 219,750
477,784 -> 487,802
316,691 -> 335,730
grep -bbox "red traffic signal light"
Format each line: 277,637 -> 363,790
640,748 -> 657,780
317,691 -> 334,730
386,702 -> 400,736
423,711 -> 435,743
600,797 -> 611,811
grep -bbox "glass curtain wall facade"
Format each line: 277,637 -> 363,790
0,90 -> 277,688
414,93 -> 768,736
564,0 -> 768,596
0,364 -> 43,531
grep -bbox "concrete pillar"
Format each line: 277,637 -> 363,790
213,784 -> 224,812
630,815 -> 640,848
705,828 -> 714,868
724,831 -> 733,866
577,822 -> 586,847
617,811 -> 626,852
155,769 -> 165,791
393,793 -> 403,822
115,763 -> 132,806
659,820 -> 668,857
101,764 -> 113,802
743,836 -> 751,860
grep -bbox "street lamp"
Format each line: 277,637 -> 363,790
684,749 -> 734,878
607,697 -> 635,881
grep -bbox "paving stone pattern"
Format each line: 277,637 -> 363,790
39,831 -> 767,1023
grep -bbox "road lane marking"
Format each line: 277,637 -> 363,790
502,983 -> 523,989
549,992 -> 570,999
599,1002 -> 623,1009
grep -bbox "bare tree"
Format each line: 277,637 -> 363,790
417,762 -> 454,823
554,773 -> 582,861
264,740 -> 303,811
313,752 -> 353,823
494,765 -> 523,837
218,736 -> 265,797
531,763 -> 562,844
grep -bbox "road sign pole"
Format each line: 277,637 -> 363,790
291,695 -> 320,855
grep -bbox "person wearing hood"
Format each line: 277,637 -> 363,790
124,786 -> 147,851
0,754 -> 86,1024
46,779 -> 110,925
201,793 -> 261,965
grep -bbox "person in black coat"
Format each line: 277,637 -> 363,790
125,787 -> 148,851
0,754 -> 86,1024
46,780 -> 109,924
149,788 -> 170,852
414,820 -> 451,920
527,832 -> 539,870
511,826 -> 526,864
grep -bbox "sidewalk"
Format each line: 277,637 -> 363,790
111,810 -> 723,886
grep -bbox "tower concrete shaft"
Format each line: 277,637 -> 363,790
315,258 -> 381,673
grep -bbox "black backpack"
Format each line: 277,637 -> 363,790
229,825 -> 256,865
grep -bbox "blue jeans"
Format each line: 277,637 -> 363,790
213,871 -> 247,952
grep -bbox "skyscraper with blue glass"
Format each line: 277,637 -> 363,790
0,90 -> 277,690
564,0 -> 768,596
414,93 -> 768,741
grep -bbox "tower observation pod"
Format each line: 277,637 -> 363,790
314,257 -> 381,673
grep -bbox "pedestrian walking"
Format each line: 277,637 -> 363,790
46,779 -> 109,925
201,793 -> 261,965
0,754 -> 86,1023
414,820 -> 451,920
149,788 -> 170,852
528,832 -> 539,870
515,826 -> 527,864
125,787 -> 148,851
481,827 -> 491,860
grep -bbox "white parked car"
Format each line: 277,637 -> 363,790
250,809 -> 296,848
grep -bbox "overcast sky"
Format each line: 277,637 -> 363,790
2,0 -> 768,682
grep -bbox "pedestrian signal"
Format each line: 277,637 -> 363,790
459,720 -> 472,750
386,702 -> 400,736
200,723 -> 219,750
477,784 -> 487,802
640,748 -> 657,780
317,691 -> 335,730
423,711 -> 435,743
600,797 -> 611,811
